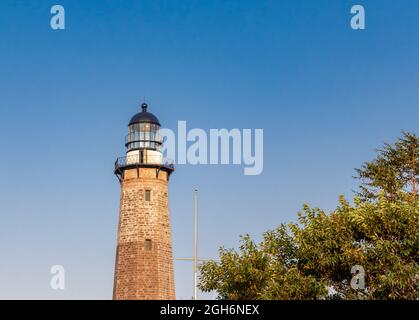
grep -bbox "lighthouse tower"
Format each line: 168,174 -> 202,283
113,102 -> 175,300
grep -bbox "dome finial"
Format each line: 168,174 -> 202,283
141,97 -> 148,112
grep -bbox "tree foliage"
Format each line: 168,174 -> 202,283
199,133 -> 419,300
355,132 -> 418,200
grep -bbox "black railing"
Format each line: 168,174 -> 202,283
114,154 -> 174,172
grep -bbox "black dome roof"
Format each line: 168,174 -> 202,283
128,103 -> 160,126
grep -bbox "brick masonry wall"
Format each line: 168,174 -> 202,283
113,167 -> 175,300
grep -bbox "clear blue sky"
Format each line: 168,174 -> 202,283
0,0 -> 418,299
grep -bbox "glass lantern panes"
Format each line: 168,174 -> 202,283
126,122 -> 162,151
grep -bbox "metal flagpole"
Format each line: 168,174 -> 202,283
175,189 -> 220,300
193,188 -> 198,300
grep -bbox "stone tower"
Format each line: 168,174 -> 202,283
113,102 -> 175,300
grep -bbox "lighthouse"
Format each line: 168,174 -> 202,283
113,102 -> 175,300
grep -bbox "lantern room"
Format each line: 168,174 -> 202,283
125,102 -> 163,165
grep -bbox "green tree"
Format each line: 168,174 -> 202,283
199,133 -> 419,300
355,132 -> 418,200
290,193 -> 418,299
199,226 -> 327,299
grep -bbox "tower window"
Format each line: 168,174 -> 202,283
145,190 -> 151,201
145,239 -> 152,251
